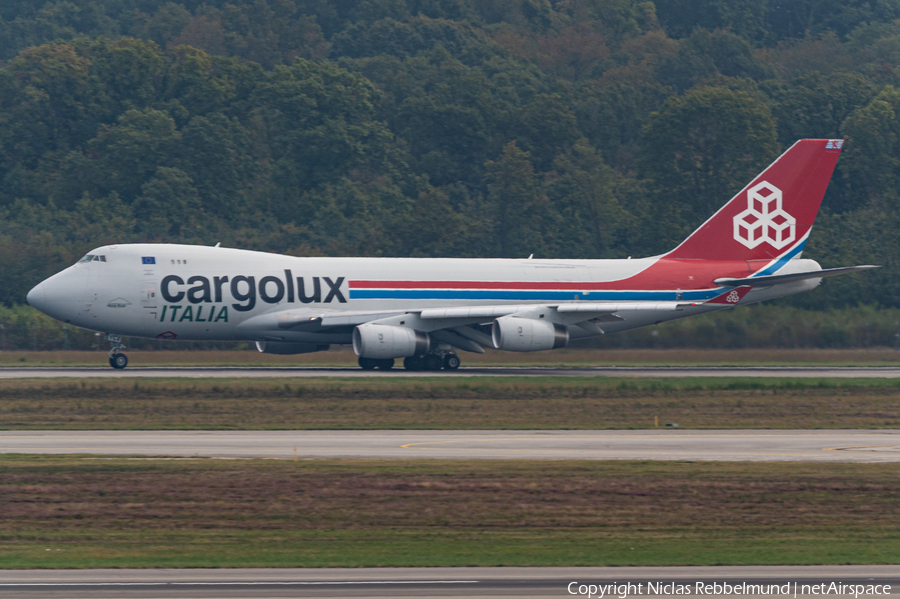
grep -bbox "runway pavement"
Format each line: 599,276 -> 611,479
1,566 -> 897,598
2,366 -> 900,378
2,429 -> 899,462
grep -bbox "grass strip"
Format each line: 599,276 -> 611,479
1,377 -> 899,429
1,456 -> 898,567
3,529 -> 898,568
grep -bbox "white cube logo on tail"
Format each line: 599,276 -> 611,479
732,181 -> 796,250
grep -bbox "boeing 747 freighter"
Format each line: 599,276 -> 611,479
27,139 -> 875,369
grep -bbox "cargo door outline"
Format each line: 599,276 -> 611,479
141,282 -> 158,320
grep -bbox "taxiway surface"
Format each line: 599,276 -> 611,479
1,566 -> 897,598
2,366 -> 900,378
2,430 -> 898,462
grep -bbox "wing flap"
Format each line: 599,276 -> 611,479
556,302 -> 682,313
419,305 -> 524,319
277,310 -> 407,330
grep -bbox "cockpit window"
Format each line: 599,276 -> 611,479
77,254 -> 106,263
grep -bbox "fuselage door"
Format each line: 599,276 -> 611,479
141,282 -> 158,320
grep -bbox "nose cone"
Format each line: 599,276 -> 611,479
26,272 -> 85,324
26,282 -> 46,311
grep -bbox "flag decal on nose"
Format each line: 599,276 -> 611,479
142,257 -> 156,264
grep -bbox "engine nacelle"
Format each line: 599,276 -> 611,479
256,341 -> 329,355
492,317 -> 568,352
352,324 -> 430,359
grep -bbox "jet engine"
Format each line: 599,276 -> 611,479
352,324 -> 430,359
492,317 -> 568,352
256,341 -> 329,355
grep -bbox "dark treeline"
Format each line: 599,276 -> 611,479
2,0 -> 900,312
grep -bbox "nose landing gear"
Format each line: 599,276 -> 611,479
107,334 -> 128,369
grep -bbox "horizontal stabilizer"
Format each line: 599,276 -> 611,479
715,265 -> 878,287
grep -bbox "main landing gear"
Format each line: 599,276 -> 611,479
403,351 -> 460,371
358,357 -> 395,370
107,334 -> 128,369
357,351 -> 461,372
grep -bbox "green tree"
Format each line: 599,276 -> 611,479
762,71 -> 878,214
841,86 -> 900,204
360,47 -> 504,187
88,108 -> 180,201
656,28 -> 771,93
639,85 -> 779,249
0,43 -> 99,168
545,139 -> 622,258
132,166 -> 203,239
558,0 -> 658,47
484,141 -> 550,257
178,113 -> 255,217
761,0 -> 900,43
248,58 -> 393,223
214,0 -> 329,68
132,2 -> 191,48
0,199 -> 74,305
763,72 -> 877,149
573,31 -> 677,170
653,0 -> 768,42
331,16 -> 497,63
161,46 -> 238,117
84,36 -> 165,115
402,184 -> 468,257
65,191 -> 137,248
514,93 -> 580,171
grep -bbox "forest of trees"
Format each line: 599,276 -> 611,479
2,0 -> 900,322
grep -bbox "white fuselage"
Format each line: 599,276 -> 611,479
26,243 -> 819,346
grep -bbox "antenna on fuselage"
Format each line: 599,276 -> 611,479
214,242 -> 221,247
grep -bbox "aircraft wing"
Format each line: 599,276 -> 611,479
715,265 -> 878,287
271,301 -> 686,332
270,286 -> 750,332
240,285 -> 755,354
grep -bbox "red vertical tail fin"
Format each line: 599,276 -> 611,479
667,139 -> 844,261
